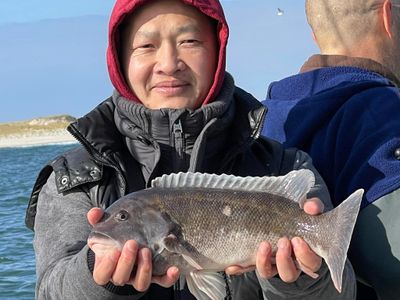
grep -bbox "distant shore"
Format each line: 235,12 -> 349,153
0,130 -> 77,149
0,115 -> 78,149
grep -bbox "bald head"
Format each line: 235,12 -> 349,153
306,0 -> 400,78
306,0 -> 384,51
305,0 -> 386,52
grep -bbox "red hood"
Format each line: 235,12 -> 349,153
107,0 -> 229,105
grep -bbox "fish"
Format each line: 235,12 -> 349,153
88,169 -> 363,300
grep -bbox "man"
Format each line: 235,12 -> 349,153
25,0 -> 356,299
262,1 -> 400,299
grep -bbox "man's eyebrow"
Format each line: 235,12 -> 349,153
176,24 -> 201,35
134,24 -> 201,39
134,30 -> 159,39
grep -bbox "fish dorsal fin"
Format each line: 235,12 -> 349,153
151,170 -> 315,204
186,271 -> 226,300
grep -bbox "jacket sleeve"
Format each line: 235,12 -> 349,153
256,150 -> 357,300
33,172 -> 144,300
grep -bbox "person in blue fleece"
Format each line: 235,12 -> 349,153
262,0 -> 400,299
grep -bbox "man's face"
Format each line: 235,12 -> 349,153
121,0 -> 218,110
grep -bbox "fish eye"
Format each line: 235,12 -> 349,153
115,210 -> 129,222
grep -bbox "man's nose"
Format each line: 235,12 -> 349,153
154,44 -> 185,75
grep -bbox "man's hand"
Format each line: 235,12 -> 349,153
225,197 -> 323,282
87,208 -> 180,291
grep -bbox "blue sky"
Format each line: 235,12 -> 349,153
0,1 -> 115,24
0,0 -> 318,122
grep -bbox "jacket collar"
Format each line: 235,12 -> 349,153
68,76 -> 266,178
267,55 -> 396,100
112,73 -> 236,182
301,54 -> 400,87
112,83 -> 232,147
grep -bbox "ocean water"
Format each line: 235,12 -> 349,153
0,143 -> 78,300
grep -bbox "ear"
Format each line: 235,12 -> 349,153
311,31 -> 317,44
383,0 -> 394,39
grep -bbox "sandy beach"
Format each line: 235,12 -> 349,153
0,115 -> 78,149
0,130 -> 78,149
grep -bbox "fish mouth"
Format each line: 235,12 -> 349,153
87,231 -> 122,250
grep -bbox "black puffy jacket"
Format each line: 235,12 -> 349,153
26,86 -> 296,231
26,85 -> 299,300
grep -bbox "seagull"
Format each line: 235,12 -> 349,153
277,8 -> 284,16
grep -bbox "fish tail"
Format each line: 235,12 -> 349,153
319,189 -> 363,293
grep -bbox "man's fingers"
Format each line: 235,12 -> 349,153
132,248 -> 152,292
303,197 -> 324,215
93,249 -> 120,285
87,208 -> 104,226
152,266 -> 180,288
275,237 -> 301,283
225,265 -> 255,276
111,241 -> 139,286
256,241 -> 277,279
291,237 -> 322,275
225,266 -> 242,275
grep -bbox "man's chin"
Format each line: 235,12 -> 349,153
145,96 -> 198,110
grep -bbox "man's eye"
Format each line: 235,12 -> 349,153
181,39 -> 199,45
133,44 -> 154,51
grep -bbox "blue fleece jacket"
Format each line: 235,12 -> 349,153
262,65 -> 400,208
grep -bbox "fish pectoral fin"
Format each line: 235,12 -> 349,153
186,270 -> 226,300
163,234 -> 204,270
182,253 -> 203,270
163,234 -> 181,253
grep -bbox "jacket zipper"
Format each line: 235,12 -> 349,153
173,120 -> 185,166
173,120 -> 184,298
254,106 -> 268,140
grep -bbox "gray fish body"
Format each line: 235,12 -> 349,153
88,170 -> 363,299
151,188 -> 321,270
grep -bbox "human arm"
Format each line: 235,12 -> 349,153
349,188 -> 400,298
33,173 -> 147,299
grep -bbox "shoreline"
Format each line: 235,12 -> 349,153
0,131 -> 78,149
